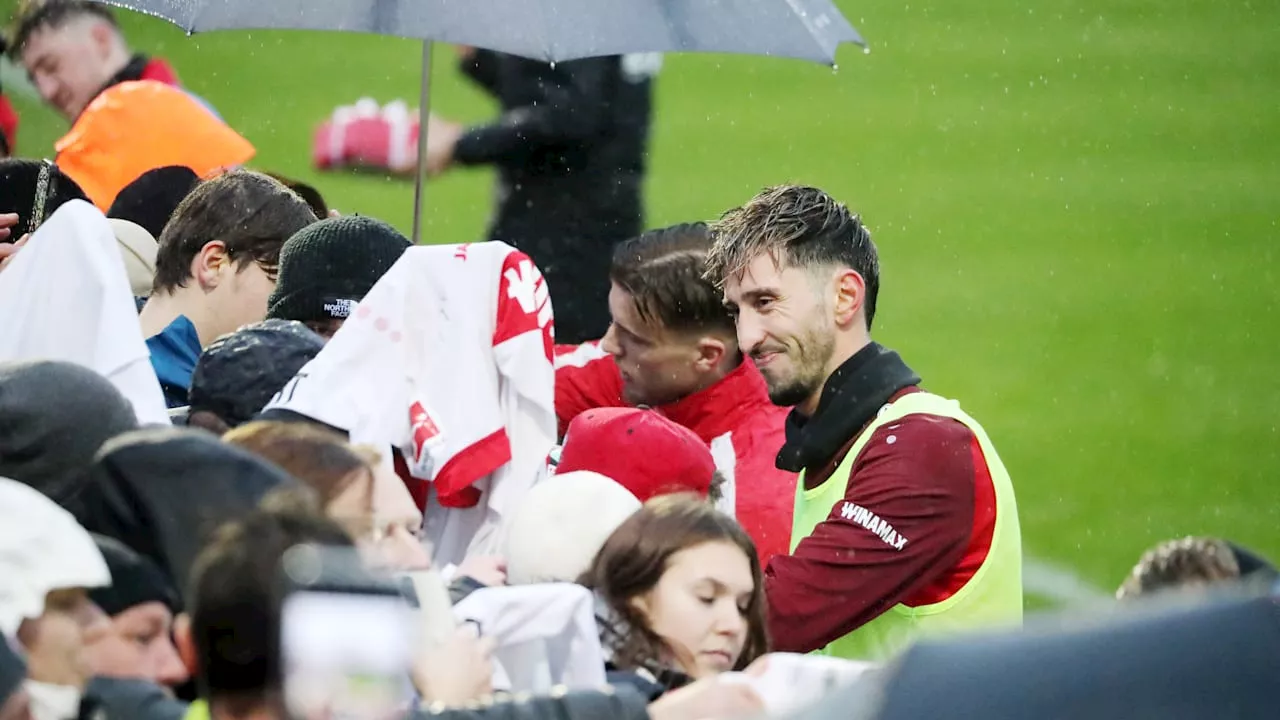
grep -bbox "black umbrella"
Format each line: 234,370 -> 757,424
90,0 -> 866,242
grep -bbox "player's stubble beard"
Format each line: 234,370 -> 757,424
756,319 -> 836,409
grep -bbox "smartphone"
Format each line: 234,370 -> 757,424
279,544 -> 415,720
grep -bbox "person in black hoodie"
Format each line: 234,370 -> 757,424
68,427 -> 299,611
425,49 -> 658,344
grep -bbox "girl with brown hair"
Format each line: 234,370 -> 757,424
579,494 -> 769,695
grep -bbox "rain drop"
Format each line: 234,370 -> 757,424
863,46 -> 871,55
831,64 -> 839,74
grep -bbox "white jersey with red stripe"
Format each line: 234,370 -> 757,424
266,241 -> 557,566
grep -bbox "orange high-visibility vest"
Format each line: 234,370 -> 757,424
56,80 -> 255,210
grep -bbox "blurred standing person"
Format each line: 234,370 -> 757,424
425,49 -> 659,343
7,1 -> 253,210
7,0 -> 184,125
83,536 -> 189,689
705,185 -> 1023,661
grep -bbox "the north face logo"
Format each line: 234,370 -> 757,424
322,297 -> 356,318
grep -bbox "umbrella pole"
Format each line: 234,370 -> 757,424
410,39 -> 434,245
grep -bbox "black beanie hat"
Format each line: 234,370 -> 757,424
0,158 -> 88,237
88,534 -> 180,616
266,215 -> 410,323
107,165 -> 201,239
188,319 -> 326,428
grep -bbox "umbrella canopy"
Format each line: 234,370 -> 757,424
93,0 -> 864,65
91,0 -> 865,243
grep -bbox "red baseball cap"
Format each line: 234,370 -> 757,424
556,407 -> 716,501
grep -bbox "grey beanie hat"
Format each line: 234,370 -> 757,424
0,360 -> 139,504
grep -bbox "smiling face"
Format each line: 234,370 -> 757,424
723,254 -> 840,412
633,540 -> 755,678
20,18 -> 119,122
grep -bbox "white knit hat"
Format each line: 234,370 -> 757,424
108,218 -> 157,297
0,478 -> 110,635
503,471 -> 641,586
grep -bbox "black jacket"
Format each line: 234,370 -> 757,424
454,51 -> 655,343
455,51 -> 652,244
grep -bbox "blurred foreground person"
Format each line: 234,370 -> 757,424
139,171 -> 317,407
706,185 -> 1023,660
426,49 -> 658,343
83,536 -> 188,689
1116,536 -> 1279,600
70,427 -> 298,609
580,495 -> 768,697
0,478 -> 110,720
555,223 -> 795,563
176,494 -> 761,720
7,1 -> 251,209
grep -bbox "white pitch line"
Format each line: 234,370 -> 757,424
1024,556 -> 1113,608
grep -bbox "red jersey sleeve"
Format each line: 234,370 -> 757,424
553,342 -> 626,438
764,413 -> 976,653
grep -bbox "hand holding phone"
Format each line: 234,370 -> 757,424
411,626 -> 496,707
280,545 -> 415,720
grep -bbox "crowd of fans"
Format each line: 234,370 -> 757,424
2,2 -> 1277,720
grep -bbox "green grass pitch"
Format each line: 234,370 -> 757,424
5,0 -> 1277,601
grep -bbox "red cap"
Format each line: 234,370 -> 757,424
556,407 -> 716,502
